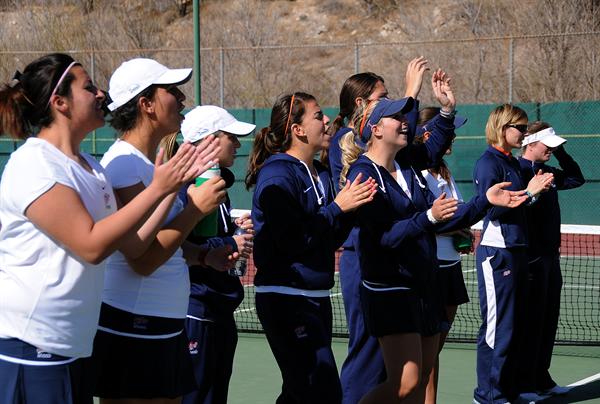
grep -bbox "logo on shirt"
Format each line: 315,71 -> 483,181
188,340 -> 199,355
104,192 -> 112,210
36,349 -> 52,359
294,325 -> 308,339
503,269 -> 511,277
132,316 -> 149,330
303,186 -> 313,193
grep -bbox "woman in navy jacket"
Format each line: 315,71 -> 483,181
472,104 -> 554,404
339,97 -> 528,404
327,61 -> 461,404
517,122 -> 584,397
245,92 -> 377,404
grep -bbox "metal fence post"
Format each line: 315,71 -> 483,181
90,50 -> 96,154
508,38 -> 514,104
220,47 -> 224,107
355,43 -> 359,74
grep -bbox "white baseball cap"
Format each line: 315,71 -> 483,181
181,105 -> 256,143
522,127 -> 566,148
107,58 -> 192,111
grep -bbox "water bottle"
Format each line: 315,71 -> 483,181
229,226 -> 247,277
192,164 -> 220,237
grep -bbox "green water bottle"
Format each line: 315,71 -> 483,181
193,164 -> 220,237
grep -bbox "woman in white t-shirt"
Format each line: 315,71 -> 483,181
0,54 -> 208,403
93,58 -> 233,403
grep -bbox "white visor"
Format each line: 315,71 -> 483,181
522,127 -> 566,148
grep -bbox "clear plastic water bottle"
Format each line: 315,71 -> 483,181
229,226 -> 247,277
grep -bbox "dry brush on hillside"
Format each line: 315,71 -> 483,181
0,0 -> 598,107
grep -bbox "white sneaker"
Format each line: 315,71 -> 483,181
539,385 -> 571,395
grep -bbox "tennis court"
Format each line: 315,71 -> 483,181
230,224 -> 600,403
228,337 -> 600,403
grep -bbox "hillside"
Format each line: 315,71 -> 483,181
1,0 -> 598,106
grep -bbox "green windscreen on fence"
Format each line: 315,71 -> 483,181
0,101 -> 597,223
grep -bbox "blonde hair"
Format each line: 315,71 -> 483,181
338,100 -> 378,187
485,104 -> 528,146
159,132 -> 179,160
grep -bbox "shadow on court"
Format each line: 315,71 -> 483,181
537,379 -> 600,403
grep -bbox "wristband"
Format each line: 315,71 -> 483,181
525,190 -> 539,204
439,109 -> 456,119
426,208 -> 439,224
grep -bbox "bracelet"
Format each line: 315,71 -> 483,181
525,190 -> 539,204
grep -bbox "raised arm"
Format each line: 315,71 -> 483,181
551,145 -> 585,190
401,69 -> 457,169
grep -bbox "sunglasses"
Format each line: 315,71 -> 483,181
506,124 -> 528,134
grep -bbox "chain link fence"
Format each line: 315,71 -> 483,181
1,32 -> 598,223
1,31 -> 598,107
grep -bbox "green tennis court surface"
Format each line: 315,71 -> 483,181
228,335 -> 600,403
229,225 -> 600,402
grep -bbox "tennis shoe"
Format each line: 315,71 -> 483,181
538,385 -> 570,395
519,391 -> 545,403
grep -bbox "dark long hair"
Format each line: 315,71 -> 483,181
0,53 -> 79,139
321,72 -> 384,166
245,92 -> 316,189
414,107 -> 452,183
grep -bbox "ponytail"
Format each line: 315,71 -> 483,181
338,130 -> 365,188
0,75 -> 31,139
0,53 -> 78,139
160,132 -> 180,160
245,92 -> 315,189
246,127 -> 276,189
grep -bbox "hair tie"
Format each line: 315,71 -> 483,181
8,70 -> 22,88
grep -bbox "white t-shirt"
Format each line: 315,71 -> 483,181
422,170 -> 463,262
100,139 -> 189,319
0,137 -> 117,358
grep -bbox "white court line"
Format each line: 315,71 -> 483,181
462,280 -> 599,290
234,307 -> 256,314
568,372 -> 600,387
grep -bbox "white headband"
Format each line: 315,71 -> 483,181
47,61 -> 78,106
